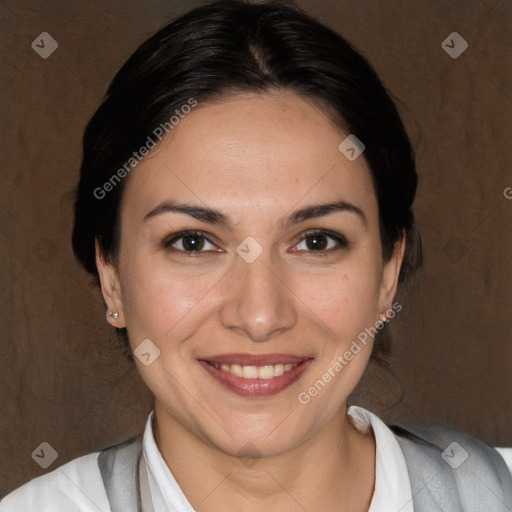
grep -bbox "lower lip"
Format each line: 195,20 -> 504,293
199,360 -> 313,397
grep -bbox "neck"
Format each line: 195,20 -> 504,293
152,402 -> 376,512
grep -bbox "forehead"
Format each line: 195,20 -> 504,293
122,91 -> 377,221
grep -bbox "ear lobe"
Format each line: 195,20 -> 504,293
95,239 -> 125,327
378,230 -> 406,314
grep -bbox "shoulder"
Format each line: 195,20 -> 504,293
0,450 -> 110,512
390,422 -> 512,510
391,421 -> 512,474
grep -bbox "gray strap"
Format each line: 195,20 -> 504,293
97,435 -> 156,512
392,424 -> 512,512
138,449 -> 158,511
98,426 -> 512,511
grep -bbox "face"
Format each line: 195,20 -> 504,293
96,91 -> 404,457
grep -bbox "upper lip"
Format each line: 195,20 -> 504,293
199,353 -> 313,366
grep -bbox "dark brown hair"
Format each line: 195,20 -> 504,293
72,0 -> 422,362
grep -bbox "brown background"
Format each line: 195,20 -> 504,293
1,0 -> 511,497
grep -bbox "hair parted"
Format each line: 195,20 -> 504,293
72,0 -> 422,363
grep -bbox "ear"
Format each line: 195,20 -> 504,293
95,239 -> 125,327
377,229 -> 406,316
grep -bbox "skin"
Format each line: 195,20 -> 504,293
96,90 -> 405,511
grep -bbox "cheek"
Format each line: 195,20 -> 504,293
290,257 -> 382,341
119,255 -> 225,345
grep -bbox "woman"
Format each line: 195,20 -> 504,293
1,1 -> 511,510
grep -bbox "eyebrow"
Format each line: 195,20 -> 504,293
281,200 -> 367,228
143,199 -> 367,228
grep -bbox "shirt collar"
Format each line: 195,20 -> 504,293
348,405 -> 414,512
140,406 -> 414,511
141,410 -> 194,511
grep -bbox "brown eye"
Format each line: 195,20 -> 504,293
181,234 -> 205,251
305,233 -> 328,250
164,231 -> 218,253
293,230 -> 348,253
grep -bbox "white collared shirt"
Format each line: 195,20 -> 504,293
1,406 -> 511,511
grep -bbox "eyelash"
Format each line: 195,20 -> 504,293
162,229 -> 349,256
292,229 -> 349,255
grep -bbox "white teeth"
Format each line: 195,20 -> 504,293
230,364 -> 243,377
273,364 -> 284,376
242,366 -> 258,378
258,365 -> 275,379
209,362 -> 299,379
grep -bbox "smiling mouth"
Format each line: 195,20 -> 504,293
198,355 -> 313,397
206,361 -> 299,379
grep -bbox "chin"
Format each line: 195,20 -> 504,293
204,412 -> 314,458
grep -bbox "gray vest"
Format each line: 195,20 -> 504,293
97,423 -> 512,511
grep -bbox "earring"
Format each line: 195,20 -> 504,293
108,311 -> 119,319
377,314 -> 389,330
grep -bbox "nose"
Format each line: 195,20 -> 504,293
219,252 -> 298,342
